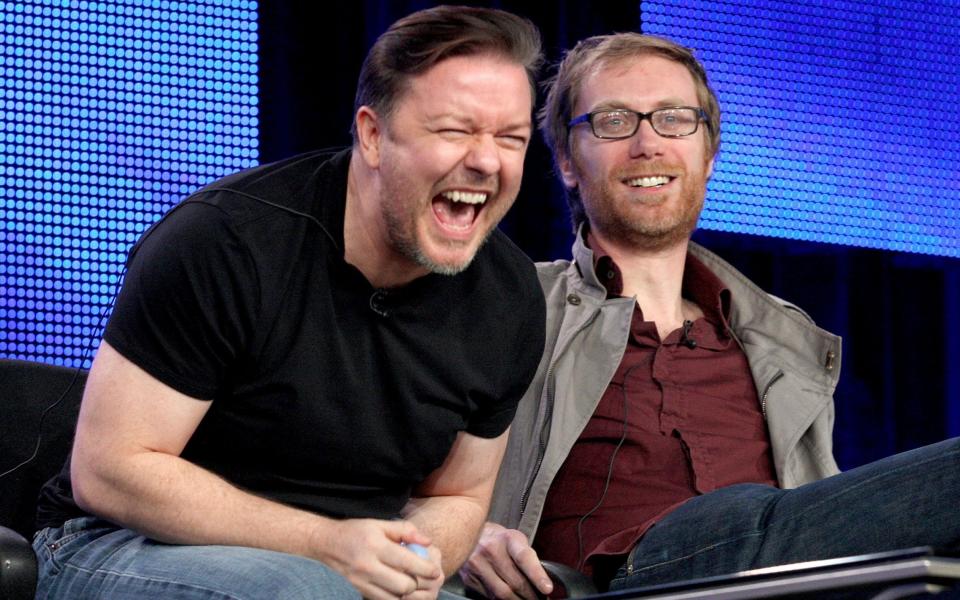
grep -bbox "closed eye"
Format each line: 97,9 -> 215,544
497,134 -> 528,149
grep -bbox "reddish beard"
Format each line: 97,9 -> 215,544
577,158 -> 708,252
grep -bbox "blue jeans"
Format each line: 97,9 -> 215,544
608,437 -> 960,591
33,517 -> 362,599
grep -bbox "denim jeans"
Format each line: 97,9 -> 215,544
33,516 -> 362,599
608,437 -> 960,591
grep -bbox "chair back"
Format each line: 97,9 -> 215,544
0,359 -> 86,538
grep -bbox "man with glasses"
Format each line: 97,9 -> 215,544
459,32 -> 960,598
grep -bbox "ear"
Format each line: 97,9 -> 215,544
557,149 -> 579,191
355,106 -> 382,169
705,156 -> 714,180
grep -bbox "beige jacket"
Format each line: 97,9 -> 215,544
489,233 -> 842,539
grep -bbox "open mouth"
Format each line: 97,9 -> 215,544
625,175 -> 673,189
432,190 -> 488,232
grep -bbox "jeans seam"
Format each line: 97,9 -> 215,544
613,529 -> 765,584
768,443 -> 958,529
618,487 -> 781,584
36,528 -> 94,574
59,562 -> 245,600
754,442 -> 959,565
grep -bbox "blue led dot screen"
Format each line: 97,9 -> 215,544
644,0 -> 960,258
3,0 -> 960,370
0,1 -> 258,368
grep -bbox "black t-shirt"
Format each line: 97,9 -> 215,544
37,149 -> 546,527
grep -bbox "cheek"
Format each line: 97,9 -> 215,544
428,136 -> 475,163
392,138 -> 459,178
501,152 -> 527,187
571,152 -> 603,188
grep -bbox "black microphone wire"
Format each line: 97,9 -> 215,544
0,266 -> 123,481
574,363 -> 641,570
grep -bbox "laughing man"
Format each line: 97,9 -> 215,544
33,7 -> 545,600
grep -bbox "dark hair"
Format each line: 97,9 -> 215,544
539,33 -> 721,231
351,5 -> 543,141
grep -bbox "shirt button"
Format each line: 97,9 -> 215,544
566,293 -> 581,306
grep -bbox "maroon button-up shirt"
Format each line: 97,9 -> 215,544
533,240 -> 778,581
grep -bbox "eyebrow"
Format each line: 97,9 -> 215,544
589,98 -> 691,112
500,120 -> 533,134
431,113 -> 533,134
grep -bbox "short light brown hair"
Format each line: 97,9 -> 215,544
352,5 -> 543,141
539,33 -> 721,231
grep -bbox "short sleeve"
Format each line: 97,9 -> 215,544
104,200 -> 260,399
464,261 -> 547,439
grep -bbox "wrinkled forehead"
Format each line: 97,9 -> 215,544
387,52 -> 535,134
400,51 -> 536,110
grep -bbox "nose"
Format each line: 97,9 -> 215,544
628,118 -> 663,159
464,133 -> 501,175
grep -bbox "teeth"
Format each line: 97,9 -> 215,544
626,176 -> 670,188
442,190 -> 487,204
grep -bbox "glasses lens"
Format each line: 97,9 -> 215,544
592,110 -> 639,138
651,108 -> 699,136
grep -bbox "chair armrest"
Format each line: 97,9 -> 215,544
0,525 -> 38,600
541,560 -> 597,598
442,570 -> 468,596
442,560 -> 598,599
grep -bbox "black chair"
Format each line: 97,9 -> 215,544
443,560 -> 596,598
0,359 -> 87,599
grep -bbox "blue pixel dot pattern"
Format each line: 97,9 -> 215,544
643,0 -> 960,257
0,0 -> 259,368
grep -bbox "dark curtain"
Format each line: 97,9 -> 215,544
256,1 -> 960,471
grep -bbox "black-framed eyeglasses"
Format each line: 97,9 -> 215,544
569,106 -> 707,139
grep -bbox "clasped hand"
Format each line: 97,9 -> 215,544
315,518 -> 443,600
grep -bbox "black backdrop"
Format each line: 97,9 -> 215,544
256,1 -> 960,471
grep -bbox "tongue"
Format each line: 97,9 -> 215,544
433,197 -> 477,230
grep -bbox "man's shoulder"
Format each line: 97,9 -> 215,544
184,148 -> 350,224
476,229 -> 541,288
688,242 -> 815,322
459,232 -> 547,333
688,241 -> 841,375
130,150 -> 351,281
534,257 -> 575,293
203,148 -> 348,193
535,258 -> 573,277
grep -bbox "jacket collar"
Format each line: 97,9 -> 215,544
567,223 -> 841,390
571,224 -> 609,299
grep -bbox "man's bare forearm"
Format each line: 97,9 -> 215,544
72,447 -> 332,557
401,429 -> 509,575
72,447 -> 442,599
402,494 -> 489,575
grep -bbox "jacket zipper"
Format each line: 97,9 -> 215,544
724,322 -> 781,420
519,362 -> 555,517
760,371 -> 784,419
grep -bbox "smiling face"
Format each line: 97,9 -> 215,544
561,54 -> 714,252
361,53 -> 533,276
